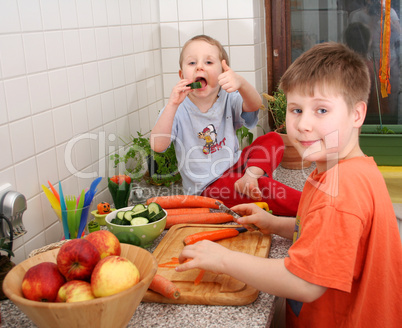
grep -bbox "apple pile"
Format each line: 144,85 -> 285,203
21,230 -> 140,303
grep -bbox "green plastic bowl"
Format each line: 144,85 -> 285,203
105,206 -> 167,248
91,208 -> 116,226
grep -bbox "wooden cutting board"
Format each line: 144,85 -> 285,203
142,224 -> 271,305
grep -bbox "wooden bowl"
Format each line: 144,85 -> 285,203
3,244 -> 157,328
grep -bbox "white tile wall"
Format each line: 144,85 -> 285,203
0,0 -> 268,264
203,0 -> 228,20
28,73 -> 52,114
159,0 -> 178,22
229,19 -> 255,44
0,35 -> 26,78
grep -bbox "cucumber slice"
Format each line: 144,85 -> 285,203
148,202 -> 160,215
121,218 -> 132,225
111,218 -> 123,225
151,211 -> 166,222
116,211 -> 125,220
124,211 -> 134,221
131,217 -> 149,226
132,204 -> 146,213
147,212 -> 158,223
131,208 -> 149,218
186,81 -> 202,89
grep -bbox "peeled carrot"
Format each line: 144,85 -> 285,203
158,257 -> 191,268
166,208 -> 211,216
165,213 -> 234,229
157,258 -> 205,286
148,274 -> 181,299
146,195 -> 220,209
183,228 -> 240,245
194,270 -> 205,286
158,257 -> 179,268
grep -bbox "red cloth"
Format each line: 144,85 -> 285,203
285,157 -> 402,327
202,132 -> 302,216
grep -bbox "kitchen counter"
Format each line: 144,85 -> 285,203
0,164 -> 314,328
0,235 -> 292,328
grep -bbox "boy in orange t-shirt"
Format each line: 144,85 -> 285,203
176,42 -> 402,327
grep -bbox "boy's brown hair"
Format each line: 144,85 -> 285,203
279,42 -> 370,110
179,35 -> 229,69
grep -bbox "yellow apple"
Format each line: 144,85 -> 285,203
56,280 -> 95,303
91,256 -> 140,297
85,230 -> 121,259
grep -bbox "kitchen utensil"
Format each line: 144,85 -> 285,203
86,177 -> 102,199
76,177 -> 101,237
76,188 -> 88,207
0,214 -> 13,257
0,191 -> 27,239
47,180 -> 60,203
3,244 -> 158,328
215,201 -> 259,231
41,185 -> 61,220
142,224 -> 271,305
77,198 -> 90,239
65,195 -> 77,239
75,189 -> 85,232
58,183 -> 69,239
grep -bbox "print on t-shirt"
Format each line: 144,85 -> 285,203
198,124 -> 226,155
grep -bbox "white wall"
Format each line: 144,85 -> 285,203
0,0 -> 268,264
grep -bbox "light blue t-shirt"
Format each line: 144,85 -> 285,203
156,89 -> 259,195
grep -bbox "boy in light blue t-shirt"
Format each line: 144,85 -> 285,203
151,35 -> 301,216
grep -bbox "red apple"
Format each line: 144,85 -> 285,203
22,262 -> 66,302
85,230 -> 121,259
56,280 -> 95,303
91,256 -> 140,297
56,239 -> 100,281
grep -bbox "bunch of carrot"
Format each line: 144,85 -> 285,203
146,195 -> 234,229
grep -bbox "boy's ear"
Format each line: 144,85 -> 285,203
353,101 -> 367,128
179,70 -> 184,79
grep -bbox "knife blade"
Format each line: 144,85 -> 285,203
215,201 -> 260,231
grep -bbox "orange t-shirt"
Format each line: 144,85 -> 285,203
285,157 -> 402,328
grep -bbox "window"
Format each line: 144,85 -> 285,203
267,0 -> 401,125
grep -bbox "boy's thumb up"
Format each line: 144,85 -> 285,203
221,59 -> 230,72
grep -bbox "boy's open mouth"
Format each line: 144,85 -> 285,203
195,77 -> 207,88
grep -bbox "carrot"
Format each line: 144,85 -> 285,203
158,257 -> 191,268
183,228 -> 240,245
146,195 -> 221,209
165,213 -> 234,229
148,274 -> 181,299
194,270 -> 205,286
166,208 -> 211,216
157,257 -> 205,286
158,257 -> 179,268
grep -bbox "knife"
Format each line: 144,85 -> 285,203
183,227 -> 248,245
215,201 -> 260,231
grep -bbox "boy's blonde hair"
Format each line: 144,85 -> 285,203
279,42 -> 370,110
179,35 -> 229,69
